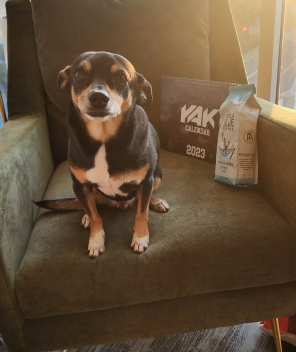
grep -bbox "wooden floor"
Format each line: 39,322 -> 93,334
1,323 -> 296,352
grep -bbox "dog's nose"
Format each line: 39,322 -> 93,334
89,91 -> 109,109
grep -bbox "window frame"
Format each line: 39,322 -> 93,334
256,0 -> 286,104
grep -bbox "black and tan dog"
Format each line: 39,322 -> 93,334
36,51 -> 169,257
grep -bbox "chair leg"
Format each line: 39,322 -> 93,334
0,89 -> 6,124
270,318 -> 283,352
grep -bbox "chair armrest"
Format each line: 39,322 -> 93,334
0,114 -> 54,351
256,97 -> 296,232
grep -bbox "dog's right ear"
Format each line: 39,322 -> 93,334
136,73 -> 153,108
58,65 -> 71,94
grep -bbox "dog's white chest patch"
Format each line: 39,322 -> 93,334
85,144 -> 126,197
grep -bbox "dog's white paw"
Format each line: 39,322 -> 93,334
150,198 -> 170,213
88,230 -> 105,258
131,232 -> 149,253
82,214 -> 90,228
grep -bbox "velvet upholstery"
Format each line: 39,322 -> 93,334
0,3 -> 53,350
16,151 -> 296,319
6,0 -> 45,119
256,98 -> 296,233
23,281 -> 296,351
30,0 -> 211,165
1,0 -> 296,351
0,116 -> 53,352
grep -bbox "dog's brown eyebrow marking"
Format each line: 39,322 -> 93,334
110,64 -> 130,76
81,61 -> 92,71
111,64 -> 134,81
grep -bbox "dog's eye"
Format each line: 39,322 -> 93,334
116,74 -> 127,84
75,70 -> 86,82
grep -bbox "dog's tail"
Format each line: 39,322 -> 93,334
34,198 -> 83,211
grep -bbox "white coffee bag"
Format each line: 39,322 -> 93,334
214,84 -> 261,187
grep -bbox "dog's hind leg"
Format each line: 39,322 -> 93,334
81,214 -> 91,228
81,187 -> 133,228
149,164 -> 170,213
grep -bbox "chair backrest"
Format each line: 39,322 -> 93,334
7,0 -> 247,165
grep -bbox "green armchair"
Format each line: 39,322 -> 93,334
1,0 -> 296,351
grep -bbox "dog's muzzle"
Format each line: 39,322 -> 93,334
88,91 -> 109,110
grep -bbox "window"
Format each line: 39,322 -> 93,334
278,0 -> 296,109
229,0 -> 261,87
231,0 -> 296,111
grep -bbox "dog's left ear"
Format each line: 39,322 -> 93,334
136,73 -> 153,108
57,65 -> 71,94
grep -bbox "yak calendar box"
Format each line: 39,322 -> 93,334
159,76 -> 237,164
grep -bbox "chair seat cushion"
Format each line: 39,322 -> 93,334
15,151 -> 296,319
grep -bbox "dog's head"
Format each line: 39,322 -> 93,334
58,51 -> 152,122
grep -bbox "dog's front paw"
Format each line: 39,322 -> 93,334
150,197 -> 170,213
88,229 -> 105,258
131,231 -> 149,253
82,214 -> 90,228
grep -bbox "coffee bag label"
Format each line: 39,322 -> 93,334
214,84 -> 261,187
